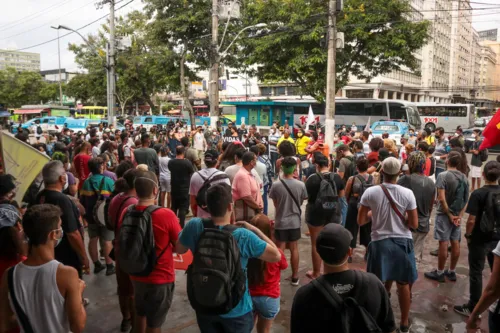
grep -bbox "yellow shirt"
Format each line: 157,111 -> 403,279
295,135 -> 311,155
425,136 -> 435,146
277,136 -> 295,148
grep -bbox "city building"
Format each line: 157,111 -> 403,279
480,40 -> 500,104
40,69 -> 78,83
0,49 -> 40,72
478,29 -> 499,42
475,43 -> 497,110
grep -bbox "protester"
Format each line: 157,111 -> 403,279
193,126 -> 207,161
291,223 -> 396,333
218,142 -> 243,172
245,125 -> 261,148
100,141 -> 118,172
36,161 -> 89,279
80,157 -> 115,275
358,157 -> 418,333
189,150 -> 230,218
455,161 -> 500,317
305,153 -> 345,279
257,143 -> 273,215
250,145 -> 269,214
367,137 -> 384,167
232,152 -> 264,221
344,158 -> 373,262
73,142 -> 92,193
133,134 -> 159,175
277,129 -> 294,148
159,146 -> 171,208
276,141 -> 300,180
268,127 -> 281,175
181,136 -> 201,171
99,153 -> 118,181
168,146 -> 194,228
118,132 -> 132,163
0,204 -> 87,333
270,157 -> 307,286
176,183 -> 281,333
120,170 -> 182,333
470,129 -> 485,191
433,127 -> 449,179
425,151 -> 469,283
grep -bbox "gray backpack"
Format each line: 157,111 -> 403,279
117,205 -> 164,277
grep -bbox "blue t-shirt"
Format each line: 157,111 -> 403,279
179,218 -> 267,318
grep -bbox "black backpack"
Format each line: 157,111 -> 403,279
36,126 -> 42,135
480,148 -> 489,162
186,219 -> 246,315
343,156 -> 356,182
479,190 -> 500,240
314,173 -> 339,217
117,205 -> 164,277
355,174 -> 373,202
448,172 -> 468,216
195,172 -> 229,210
312,271 -> 382,333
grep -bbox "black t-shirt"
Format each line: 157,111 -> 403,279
305,172 -> 345,204
168,159 -> 194,194
467,185 -> 500,243
291,270 -> 395,333
35,189 -> 82,271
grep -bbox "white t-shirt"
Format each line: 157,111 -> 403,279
193,132 -> 205,151
254,160 -> 267,188
490,241 -> 500,313
159,156 -> 171,180
92,146 -> 100,158
359,183 -> 417,241
189,168 -> 231,218
225,164 -> 262,186
363,141 -> 371,154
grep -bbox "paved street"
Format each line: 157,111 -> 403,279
84,154 -> 497,333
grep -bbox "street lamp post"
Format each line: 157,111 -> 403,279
50,26 -> 64,106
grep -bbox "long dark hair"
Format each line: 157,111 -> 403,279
450,148 -> 469,177
247,217 -> 272,287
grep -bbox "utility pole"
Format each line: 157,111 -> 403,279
108,0 -> 115,125
50,26 -> 64,106
325,0 -> 337,152
209,0 -> 220,127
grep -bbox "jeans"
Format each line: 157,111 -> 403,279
468,241 -> 497,306
262,184 -> 269,216
270,152 -> 279,177
435,167 -> 445,180
489,311 -> 500,332
196,311 -> 254,333
171,192 -> 189,228
340,196 -> 348,227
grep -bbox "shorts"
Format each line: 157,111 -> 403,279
252,296 -> 280,319
471,165 -> 482,178
88,224 -> 114,241
367,237 -> 417,284
133,281 -> 175,328
434,214 -> 461,241
274,228 -> 301,242
160,177 -> 171,192
305,204 -> 339,227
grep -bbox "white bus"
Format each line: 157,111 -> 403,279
415,103 -> 475,132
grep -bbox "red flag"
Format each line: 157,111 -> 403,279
480,108 -> 500,150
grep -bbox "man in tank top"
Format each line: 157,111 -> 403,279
0,204 -> 87,333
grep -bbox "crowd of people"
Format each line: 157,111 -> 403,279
0,119 -> 500,333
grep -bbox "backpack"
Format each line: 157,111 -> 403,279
186,219 -> 246,315
195,172 -> 229,210
314,173 -> 339,217
312,271 -> 382,333
90,177 -> 107,227
448,172 -> 468,216
117,205 -> 163,277
36,126 -> 42,135
343,156 -> 356,182
355,175 -> 373,204
104,195 -> 132,231
479,190 -> 500,240
480,148 -> 488,162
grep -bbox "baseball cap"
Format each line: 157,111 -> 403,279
382,157 -> 401,175
316,224 -> 353,265
0,204 -> 21,229
204,149 -> 219,163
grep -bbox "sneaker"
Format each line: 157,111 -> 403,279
106,264 -> 116,276
454,303 -> 473,317
397,325 -> 411,333
291,278 -> 300,286
445,270 -> 457,282
93,261 -> 105,274
424,270 -> 445,282
120,319 -> 132,332
429,249 -> 439,256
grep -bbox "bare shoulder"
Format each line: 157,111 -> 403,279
56,264 -> 79,284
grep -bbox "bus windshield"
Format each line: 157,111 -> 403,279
373,124 -> 400,133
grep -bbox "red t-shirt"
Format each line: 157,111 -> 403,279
109,193 -> 138,237
249,249 -> 288,298
118,206 -> 181,284
73,154 -> 91,189
423,158 -> 431,176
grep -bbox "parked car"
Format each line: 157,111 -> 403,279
21,116 -> 69,134
371,120 -> 410,146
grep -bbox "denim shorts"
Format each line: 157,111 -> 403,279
434,214 -> 461,241
252,296 -> 280,319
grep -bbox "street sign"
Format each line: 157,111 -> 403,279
336,32 -> 344,49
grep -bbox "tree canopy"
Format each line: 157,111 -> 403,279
0,68 -> 58,107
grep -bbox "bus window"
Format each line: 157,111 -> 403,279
389,103 -> 407,121
96,109 -> 104,115
144,117 -> 153,123
336,102 -> 387,116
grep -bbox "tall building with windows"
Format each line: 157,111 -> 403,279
0,50 -> 40,72
480,41 -> 500,103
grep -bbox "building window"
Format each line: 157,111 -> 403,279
260,87 -> 272,96
275,86 -> 286,95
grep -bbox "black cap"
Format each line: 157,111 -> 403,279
316,224 -> 352,265
204,149 -> 219,163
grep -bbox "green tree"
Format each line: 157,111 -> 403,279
238,0 -> 430,101
0,68 -> 45,107
39,82 -> 65,104
65,73 -> 105,105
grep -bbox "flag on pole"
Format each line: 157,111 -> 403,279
364,117 -> 371,132
306,105 -> 315,129
1,132 -> 50,203
480,108 -> 500,150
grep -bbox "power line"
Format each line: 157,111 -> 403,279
12,0 -> 135,52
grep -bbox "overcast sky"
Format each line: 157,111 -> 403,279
1,0 -> 499,72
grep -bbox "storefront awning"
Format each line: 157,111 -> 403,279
193,105 -> 208,109
0,111 -> 10,117
13,109 -> 43,115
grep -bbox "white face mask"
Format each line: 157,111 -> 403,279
63,174 -> 68,191
471,133 -> 476,138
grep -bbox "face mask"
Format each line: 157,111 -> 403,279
472,133 -> 476,138
52,228 -> 64,247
